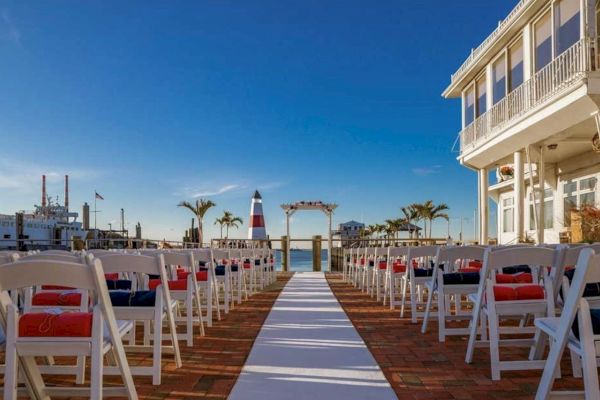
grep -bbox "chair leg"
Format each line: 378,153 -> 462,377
488,311 -> 501,381
570,349 -> 583,378
75,356 -> 86,384
400,278 -> 408,317
421,286 -> 435,334
186,294 -> 194,347
152,312 -> 163,385
410,280 -> 418,323
90,326 -> 104,400
4,329 -> 18,400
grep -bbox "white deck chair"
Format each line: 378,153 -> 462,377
385,247 -> 409,308
401,246 -> 439,323
95,253 -> 181,385
0,256 -> 137,400
370,247 -> 389,301
187,248 -> 219,326
421,245 -> 486,341
161,252 -> 205,346
465,246 -> 560,380
229,249 -> 249,304
211,249 -> 233,314
361,247 -> 376,294
534,248 -> 600,400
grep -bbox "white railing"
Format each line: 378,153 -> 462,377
459,38 -> 593,154
451,0 -> 531,84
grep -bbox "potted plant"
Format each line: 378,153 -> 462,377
499,165 -> 514,181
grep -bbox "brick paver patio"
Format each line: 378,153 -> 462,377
326,273 -> 585,400
12,273 -> 291,400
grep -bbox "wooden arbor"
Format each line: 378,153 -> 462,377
280,201 -> 338,271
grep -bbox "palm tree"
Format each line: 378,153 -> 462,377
224,212 -> 243,238
178,198 -> 216,245
418,200 -> 450,238
401,204 -> 420,239
214,216 -> 227,239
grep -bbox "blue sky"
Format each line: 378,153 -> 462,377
0,1 -> 516,243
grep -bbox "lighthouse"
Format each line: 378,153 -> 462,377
248,190 -> 267,240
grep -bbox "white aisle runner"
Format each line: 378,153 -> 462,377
229,272 -> 397,400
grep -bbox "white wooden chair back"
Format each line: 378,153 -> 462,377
480,246 -> 557,284
435,245 -> 486,272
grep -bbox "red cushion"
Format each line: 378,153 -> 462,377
468,260 -> 482,269
19,312 -> 93,337
243,262 -> 252,269
360,258 -> 365,266
104,273 -> 119,281
41,285 -> 74,290
378,261 -> 387,269
493,285 -> 545,301
516,285 -> 545,300
496,272 -> 533,284
393,262 -> 406,273
493,286 -> 518,301
32,292 -> 82,307
149,279 -> 188,290
176,270 -> 208,281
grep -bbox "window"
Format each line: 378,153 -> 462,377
563,176 -> 598,226
492,55 -> 506,104
464,86 -> 475,126
530,188 -> 554,230
509,40 -> 524,92
476,75 -> 487,116
503,197 -> 514,233
535,11 -> 552,72
554,0 -> 580,56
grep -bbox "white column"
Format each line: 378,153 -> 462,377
538,147 -> 545,243
478,169 -> 489,244
485,63 -> 494,111
514,150 -> 525,242
327,213 -> 332,272
286,212 -> 291,270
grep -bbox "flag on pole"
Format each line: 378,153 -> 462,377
95,192 -> 104,200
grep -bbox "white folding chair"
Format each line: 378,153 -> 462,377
421,245 -> 486,342
211,249 -> 233,314
401,246 -> 439,323
95,253 -> 181,385
188,249 -> 219,326
465,246 -> 559,380
385,247 -> 409,308
535,248 -> 600,400
0,256 -> 137,400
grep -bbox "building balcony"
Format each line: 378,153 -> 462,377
457,38 -> 598,167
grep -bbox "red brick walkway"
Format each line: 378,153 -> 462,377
326,273 -> 584,400
14,273 -> 291,400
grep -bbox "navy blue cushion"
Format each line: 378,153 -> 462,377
106,280 -> 132,290
413,269 -> 434,277
502,265 -> 531,274
564,270 -> 600,297
231,264 -> 239,272
148,274 -> 160,280
429,260 -> 445,270
215,265 -> 226,275
572,309 -> 600,340
443,272 -> 480,285
255,259 -> 261,266
198,261 -> 206,267
109,290 -> 156,307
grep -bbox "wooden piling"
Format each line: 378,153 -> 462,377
312,235 -> 322,272
281,235 -> 289,272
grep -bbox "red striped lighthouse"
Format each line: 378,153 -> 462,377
248,190 -> 267,240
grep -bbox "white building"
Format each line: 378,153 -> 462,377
444,0 -> 600,244
334,220 -> 365,242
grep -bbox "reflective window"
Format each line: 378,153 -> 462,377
476,76 -> 487,116
509,40 -> 524,91
503,197 -> 514,233
464,86 -> 475,126
554,0 -> 580,56
535,12 -> 552,72
492,55 -> 506,104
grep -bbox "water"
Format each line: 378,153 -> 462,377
274,249 -> 329,272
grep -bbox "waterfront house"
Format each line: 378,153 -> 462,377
444,0 -> 600,244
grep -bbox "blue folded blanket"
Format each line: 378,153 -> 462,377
572,309 -> 600,340
564,269 -> 600,297
413,269 -> 434,277
106,280 -> 132,290
109,290 -> 156,307
502,265 -> 531,274
215,264 -> 238,274
443,272 -> 480,285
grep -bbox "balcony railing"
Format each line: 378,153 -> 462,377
459,38 -> 593,154
451,0 -> 531,84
